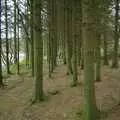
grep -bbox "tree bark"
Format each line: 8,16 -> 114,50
0,0 -> 3,86
66,0 -> 73,75
34,0 -> 44,101
112,0 -> 119,68
5,0 -> 10,74
83,0 -> 99,119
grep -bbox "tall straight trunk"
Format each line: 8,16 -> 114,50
81,22 -> 84,70
30,0 -> 34,76
81,53 -> 84,69
48,0 -> 52,77
50,0 -> 54,72
63,0 -> 66,64
48,0 -> 54,73
48,31 -> 52,77
95,35 -> 101,82
34,0 -> 44,101
0,0 -> 3,86
103,33 -> 109,65
81,20 -> 84,70
5,0 -> 10,74
83,0 -> 98,119
25,6 -> 30,68
71,0 -> 79,86
112,0 -> 119,68
17,27 -> 20,74
72,35 -> 78,86
52,0 -> 57,68
25,41 -> 28,68
95,14 -> 101,82
17,8 -> 20,74
77,0 -> 82,66
14,0 -> 17,64
66,1 -> 73,75
25,39 -> 29,68
49,0 -> 57,70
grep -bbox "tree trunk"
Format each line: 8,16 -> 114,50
52,0 -> 58,68
0,0 -> 3,86
5,0 -> 10,74
66,1 -> 73,75
103,33 -> 109,65
83,0 -> 98,119
17,8 -> 20,74
71,0 -> 79,87
112,0 -> 119,68
63,0 -> 67,64
30,0 -> 34,76
25,6 -> 30,68
77,0 -> 82,66
34,0 -> 44,101
14,0 -> 17,64
48,0 -> 52,77
95,35 -> 101,82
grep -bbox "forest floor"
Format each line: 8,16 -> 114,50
0,65 -> 120,120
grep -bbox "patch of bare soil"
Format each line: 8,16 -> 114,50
0,65 -> 120,120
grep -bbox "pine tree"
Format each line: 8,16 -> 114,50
77,0 -> 82,66
48,0 -> 52,77
25,6 -> 30,68
112,0 -> 119,68
63,0 -> 67,64
5,0 -> 10,74
0,0 -> 3,86
52,0 -> 58,68
71,0 -> 79,86
103,32 -> 109,65
95,35 -> 101,82
66,0 -> 73,75
83,0 -> 99,119
14,0 -> 17,64
17,7 -> 20,74
34,0 -> 44,101
30,0 -> 34,76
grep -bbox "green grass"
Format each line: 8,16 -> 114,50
3,59 -> 31,77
